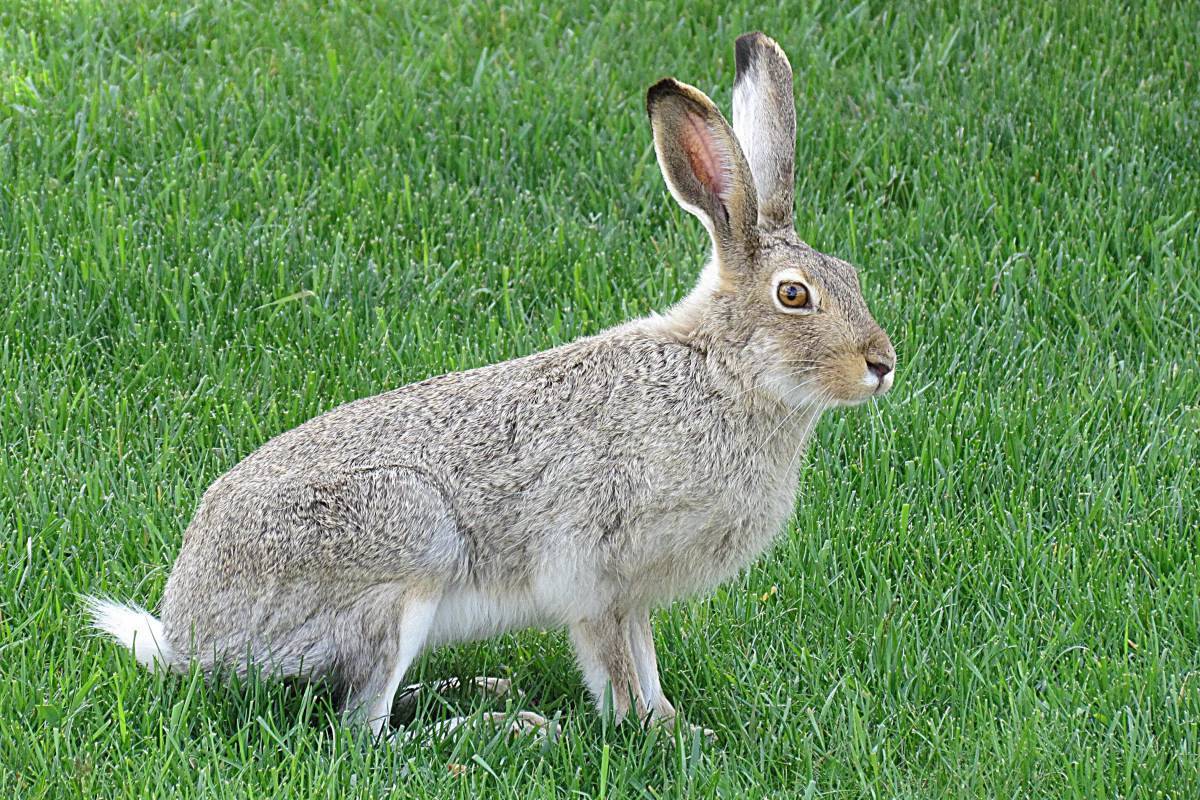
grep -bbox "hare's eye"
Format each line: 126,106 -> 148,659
776,281 -> 810,309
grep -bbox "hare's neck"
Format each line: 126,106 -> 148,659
756,401 -> 824,471
643,255 -> 826,460
659,258 -> 724,335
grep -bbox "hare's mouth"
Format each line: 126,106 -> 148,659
811,360 -> 896,407
760,351 -> 894,409
867,365 -> 895,396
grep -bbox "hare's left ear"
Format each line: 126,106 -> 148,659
647,78 -> 759,272
733,32 -> 796,230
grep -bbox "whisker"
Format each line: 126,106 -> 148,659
747,380 -> 826,462
783,389 -> 832,477
721,371 -> 819,404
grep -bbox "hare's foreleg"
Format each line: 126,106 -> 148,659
570,611 -> 649,721
627,610 -> 676,723
341,592 -> 441,737
629,610 -> 716,740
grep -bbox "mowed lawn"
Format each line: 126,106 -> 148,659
1,0 -> 1198,797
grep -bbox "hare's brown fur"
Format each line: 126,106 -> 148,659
90,32 -> 895,737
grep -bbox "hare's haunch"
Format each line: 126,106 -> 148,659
88,32 -> 895,738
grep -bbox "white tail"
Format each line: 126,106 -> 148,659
84,596 -> 176,672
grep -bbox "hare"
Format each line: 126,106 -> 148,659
88,32 -> 895,738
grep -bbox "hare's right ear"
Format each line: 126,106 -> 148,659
733,32 -> 796,230
647,78 -> 759,273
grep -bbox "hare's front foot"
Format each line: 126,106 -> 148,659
639,699 -> 716,742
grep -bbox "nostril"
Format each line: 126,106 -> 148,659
867,359 -> 893,380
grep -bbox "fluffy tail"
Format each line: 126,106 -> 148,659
84,596 -> 176,672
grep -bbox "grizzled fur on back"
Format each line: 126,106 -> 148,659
89,32 -> 895,736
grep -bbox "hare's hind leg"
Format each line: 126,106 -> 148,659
341,591 -> 441,737
323,465 -> 464,736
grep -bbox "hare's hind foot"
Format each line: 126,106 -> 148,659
394,675 -> 517,715
398,710 -> 561,744
391,676 -> 558,743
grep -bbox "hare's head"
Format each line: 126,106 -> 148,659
648,32 -> 895,409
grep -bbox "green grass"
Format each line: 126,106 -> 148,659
1,0 -> 1198,796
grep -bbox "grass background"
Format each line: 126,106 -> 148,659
1,0 -> 1198,796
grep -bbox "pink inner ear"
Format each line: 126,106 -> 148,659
680,110 -> 728,202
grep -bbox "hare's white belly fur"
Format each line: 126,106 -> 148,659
428,568 -> 601,647
428,477 -> 799,648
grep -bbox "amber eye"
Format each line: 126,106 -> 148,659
776,281 -> 810,309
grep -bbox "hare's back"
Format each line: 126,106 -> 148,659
170,329 -> 740,594
218,327 -> 717,491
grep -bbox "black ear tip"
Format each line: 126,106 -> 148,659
737,31 -> 772,46
645,77 -> 682,117
735,32 -> 768,77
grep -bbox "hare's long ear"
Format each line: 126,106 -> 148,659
647,78 -> 759,274
733,32 -> 796,230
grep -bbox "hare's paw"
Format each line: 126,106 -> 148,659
394,675 -> 518,714
425,710 -> 561,741
646,709 -> 716,743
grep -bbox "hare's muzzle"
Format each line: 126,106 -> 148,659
863,330 -> 896,396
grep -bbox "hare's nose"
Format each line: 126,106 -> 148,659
866,358 -> 893,380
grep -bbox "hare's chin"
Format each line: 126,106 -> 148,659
821,368 -> 895,407
830,382 -> 888,407
828,393 -> 871,408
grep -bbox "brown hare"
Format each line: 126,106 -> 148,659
89,31 -> 895,739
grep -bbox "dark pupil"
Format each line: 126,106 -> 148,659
786,285 -> 798,300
